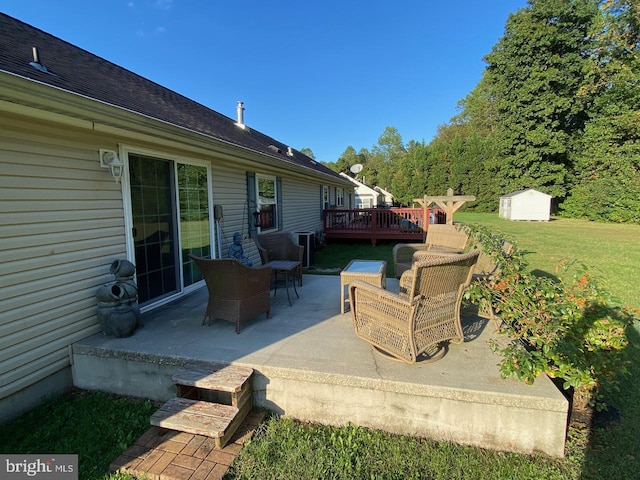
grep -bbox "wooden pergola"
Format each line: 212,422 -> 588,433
414,188 -> 476,226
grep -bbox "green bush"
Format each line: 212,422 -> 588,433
463,225 -> 639,409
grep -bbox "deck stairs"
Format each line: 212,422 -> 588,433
150,362 -> 253,449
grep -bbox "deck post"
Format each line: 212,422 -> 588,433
422,198 -> 428,241
371,209 -> 377,246
414,188 -> 476,225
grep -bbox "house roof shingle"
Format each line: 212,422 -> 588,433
0,13 -> 343,180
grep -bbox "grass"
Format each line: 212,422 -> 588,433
0,390 -> 157,480
228,418 -> 579,479
455,213 -> 640,308
1,214 -> 639,479
310,240 -> 395,276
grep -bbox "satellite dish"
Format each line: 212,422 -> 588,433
350,164 -> 363,174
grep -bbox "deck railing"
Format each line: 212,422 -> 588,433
323,208 -> 443,245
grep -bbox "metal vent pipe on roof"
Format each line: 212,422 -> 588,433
236,101 -> 245,126
29,46 -> 53,74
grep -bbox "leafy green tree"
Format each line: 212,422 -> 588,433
335,146 -> 366,174
409,76 -> 502,211
389,141 -> 431,205
562,0 -> 640,222
373,126 -> 406,163
483,0 -> 599,198
299,147 -> 316,159
328,1 -> 640,223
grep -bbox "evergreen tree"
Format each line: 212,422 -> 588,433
334,146 -> 360,174
483,0 -> 599,198
561,0 -> 640,222
390,141 -> 431,205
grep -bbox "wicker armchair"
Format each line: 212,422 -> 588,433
190,256 -> 272,333
349,251 -> 479,364
392,224 -> 469,278
253,232 -> 304,286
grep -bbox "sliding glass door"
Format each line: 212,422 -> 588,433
177,163 -> 212,287
129,154 -> 211,305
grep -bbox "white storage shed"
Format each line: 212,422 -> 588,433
499,189 -> 552,221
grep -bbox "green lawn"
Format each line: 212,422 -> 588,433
455,213 -> 640,309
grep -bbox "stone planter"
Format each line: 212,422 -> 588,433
96,259 -> 141,337
110,259 -> 136,280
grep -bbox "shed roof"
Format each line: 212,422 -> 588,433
500,188 -> 552,199
0,13 -> 346,182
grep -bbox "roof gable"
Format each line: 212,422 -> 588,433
501,189 -> 551,199
0,13 -> 345,181
339,172 -> 378,194
374,185 -> 394,198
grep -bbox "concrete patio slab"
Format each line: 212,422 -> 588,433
72,274 -> 569,457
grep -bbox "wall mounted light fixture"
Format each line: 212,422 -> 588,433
252,210 -> 261,228
100,149 -> 123,183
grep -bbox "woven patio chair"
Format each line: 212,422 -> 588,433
190,256 -> 272,333
254,232 -> 304,286
349,251 -> 479,364
392,223 -> 469,278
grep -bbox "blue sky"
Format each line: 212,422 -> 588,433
3,1 -> 527,162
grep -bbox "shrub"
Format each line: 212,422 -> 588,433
463,224 -> 638,409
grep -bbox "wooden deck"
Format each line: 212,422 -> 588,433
323,207 -> 444,245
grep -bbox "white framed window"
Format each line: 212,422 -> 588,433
257,174 -> 278,231
336,188 -> 344,207
322,185 -> 329,210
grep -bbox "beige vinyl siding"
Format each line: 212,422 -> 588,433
208,167 -> 341,263
209,165 -> 253,260
281,177 -> 323,233
0,122 -> 126,400
0,109 -> 351,403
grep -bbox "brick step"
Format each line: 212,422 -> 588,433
150,397 -> 251,449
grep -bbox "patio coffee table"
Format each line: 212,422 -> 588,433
266,260 -> 302,306
340,259 -> 387,314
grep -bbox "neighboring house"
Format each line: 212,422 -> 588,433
373,185 -> 395,207
339,172 -> 392,208
499,189 -> 552,221
322,183 -> 352,210
0,13 -> 352,421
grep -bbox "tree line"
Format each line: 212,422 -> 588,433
320,0 -> 639,223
